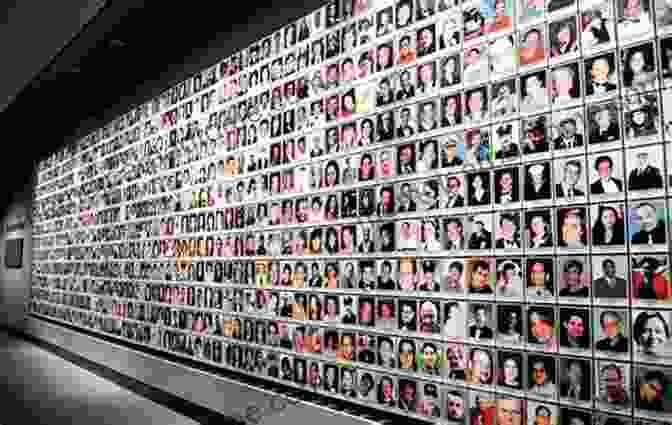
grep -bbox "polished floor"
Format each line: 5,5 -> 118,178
0,329 -> 202,425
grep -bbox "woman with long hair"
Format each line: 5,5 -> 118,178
592,205 -> 625,245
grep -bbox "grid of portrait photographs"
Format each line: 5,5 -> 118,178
29,0 -> 672,424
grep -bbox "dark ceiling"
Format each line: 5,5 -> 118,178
0,0 -> 325,218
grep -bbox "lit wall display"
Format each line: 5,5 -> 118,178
30,0 -> 672,424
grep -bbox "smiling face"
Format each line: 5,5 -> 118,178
637,204 -> 657,231
641,316 -> 668,354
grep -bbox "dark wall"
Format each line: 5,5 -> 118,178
0,171 -> 34,329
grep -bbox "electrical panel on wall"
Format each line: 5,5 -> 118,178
30,0 -> 672,424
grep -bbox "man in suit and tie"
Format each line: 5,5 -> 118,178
468,305 -> 494,340
444,175 -> 465,208
589,106 -> 620,144
627,151 -> 663,191
587,57 -> 617,96
397,106 -> 416,138
556,159 -> 585,199
441,96 -> 460,127
377,111 -> 395,141
444,218 -> 465,250
468,220 -> 492,249
398,182 -> 417,212
593,258 -> 627,298
396,69 -> 415,101
525,163 -> 551,201
590,155 -> 623,194
553,118 -> 584,150
418,101 -> 438,132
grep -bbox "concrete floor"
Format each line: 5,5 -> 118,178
0,329 -> 201,425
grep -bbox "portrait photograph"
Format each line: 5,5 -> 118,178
634,365 -> 672,414
497,304 -> 524,346
633,308 -> 671,362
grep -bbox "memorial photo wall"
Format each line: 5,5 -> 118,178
30,0 -> 672,424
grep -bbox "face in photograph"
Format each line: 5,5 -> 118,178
528,306 -> 556,347
622,43 -> 658,93
629,201 -> 668,245
468,348 -> 493,384
377,43 -> 394,72
596,310 -> 629,353
634,311 -> 671,357
398,338 -> 417,370
525,162 -> 552,201
550,18 -> 578,59
495,167 -> 519,204
586,54 -> 618,97
417,100 -> 437,131
492,80 -> 518,118
439,15 -> 461,49
446,390 -> 466,421
443,301 -> 466,340
592,256 -> 628,299
591,204 -> 625,246
465,86 -> 488,123
397,0 -> 414,28
417,25 -> 436,57
377,7 -> 394,36
418,300 -> 441,334
468,259 -> 493,294
526,210 -> 554,249
560,308 -> 590,349
463,7 -> 485,40
378,223 -> 396,252
464,45 -> 489,83
496,212 -> 521,249
635,366 -> 672,413
441,95 -> 462,127
490,36 -> 516,75
378,375 -> 395,406
586,103 -> 620,146
529,356 -> 557,395
519,27 -> 546,66
443,261 -> 465,292
378,337 -> 396,368
378,299 -> 396,326
557,207 -> 587,248
551,64 -> 580,106
469,304 -> 494,341
521,70 -> 548,111
627,147 -> 664,192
